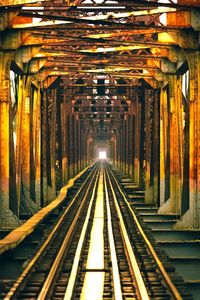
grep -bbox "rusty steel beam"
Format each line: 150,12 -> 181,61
10,1 -> 199,9
0,0 -> 46,7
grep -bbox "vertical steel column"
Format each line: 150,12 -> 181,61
0,52 -> 20,228
133,95 -> 141,187
61,94 -> 68,184
114,135 -> 117,167
79,120 -> 83,171
189,52 -> 200,228
50,88 -> 56,193
15,73 -> 23,214
125,115 -> 129,175
33,86 -> 41,206
144,89 -> 153,204
69,114 -> 75,178
131,115 -> 135,181
83,133 -> 87,168
144,88 -> 159,205
122,118 -> 126,173
159,87 -> 170,207
116,131 -> 120,170
139,91 -> 145,190
20,77 -> 31,209
110,137 -> 115,165
175,52 -> 200,228
159,75 -> 183,214
41,85 -> 57,205
74,115 -> 78,175
170,76 -> 183,214
152,90 -> 160,206
77,116 -> 81,173
19,76 -> 39,214
41,87 -> 47,206
66,101 -> 71,180
117,132 -> 120,170
128,115 -> 133,179
120,126 -> 123,172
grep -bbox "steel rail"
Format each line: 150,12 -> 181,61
63,167 -> 100,299
107,164 -> 183,300
4,164 -> 98,300
103,168 -> 123,300
38,166 -> 100,300
105,166 -> 150,300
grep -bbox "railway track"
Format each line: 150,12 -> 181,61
2,163 -> 192,299
0,165 -> 97,299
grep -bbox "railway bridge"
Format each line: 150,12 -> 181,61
0,0 -> 200,299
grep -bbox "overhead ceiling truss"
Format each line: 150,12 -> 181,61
1,0 -> 199,136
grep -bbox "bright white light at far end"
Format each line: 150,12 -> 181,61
99,151 -> 107,159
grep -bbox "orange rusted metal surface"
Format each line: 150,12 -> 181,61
0,0 -> 200,229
